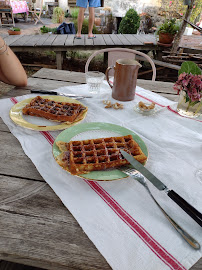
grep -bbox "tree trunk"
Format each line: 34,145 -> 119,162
170,0 -> 196,55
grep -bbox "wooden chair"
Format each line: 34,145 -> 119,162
29,0 -> 43,25
85,48 -> 156,81
0,0 -> 15,26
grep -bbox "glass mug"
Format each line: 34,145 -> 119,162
85,71 -> 105,94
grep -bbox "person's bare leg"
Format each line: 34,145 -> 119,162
76,7 -> 85,38
88,7 -> 95,38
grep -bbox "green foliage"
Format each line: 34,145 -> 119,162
73,19 -> 98,34
118,9 -> 140,34
70,7 -> 79,19
179,61 -> 202,75
161,0 -> 201,23
52,7 -> 64,23
40,26 -> 57,34
189,0 -> 202,23
10,27 -> 20,31
177,0 -> 202,23
156,19 -> 180,35
65,11 -> 70,18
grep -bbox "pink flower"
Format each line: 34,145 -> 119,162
173,73 -> 202,102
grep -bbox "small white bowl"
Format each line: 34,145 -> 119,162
134,102 -> 156,115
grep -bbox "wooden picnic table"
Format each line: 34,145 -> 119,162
0,68 -> 201,270
2,34 -> 162,70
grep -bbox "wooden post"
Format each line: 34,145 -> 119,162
170,0 -> 196,55
56,51 -> 63,70
104,52 -> 108,65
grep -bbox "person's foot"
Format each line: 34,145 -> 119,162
88,34 -> 96,39
75,34 -> 82,39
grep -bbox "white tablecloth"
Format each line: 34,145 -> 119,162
0,83 -> 202,270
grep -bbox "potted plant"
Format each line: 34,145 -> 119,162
156,19 -> 180,45
42,5 -> 46,15
52,7 -> 64,24
8,27 -> 21,35
94,15 -> 101,26
173,61 -> 202,117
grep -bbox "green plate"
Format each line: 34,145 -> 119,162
53,122 -> 148,181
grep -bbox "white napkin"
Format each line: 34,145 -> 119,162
0,83 -> 202,270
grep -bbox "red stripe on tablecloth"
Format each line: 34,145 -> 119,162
40,131 -> 55,145
109,80 -> 166,107
135,93 -> 166,107
10,97 -> 18,104
167,106 -> 202,123
85,180 -> 186,270
10,97 -> 186,270
109,80 -> 201,122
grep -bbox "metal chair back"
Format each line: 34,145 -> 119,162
85,48 -> 156,81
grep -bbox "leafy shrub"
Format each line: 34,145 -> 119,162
118,9 -> 140,34
10,27 -> 20,31
40,26 -> 57,34
73,19 -> 98,34
156,19 -> 180,35
52,7 -> 64,23
65,11 -> 70,18
71,7 -> 79,19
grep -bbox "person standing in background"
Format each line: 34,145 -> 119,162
76,0 -> 101,39
0,36 -> 27,87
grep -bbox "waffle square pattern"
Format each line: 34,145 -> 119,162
56,135 -> 147,175
22,96 -> 87,123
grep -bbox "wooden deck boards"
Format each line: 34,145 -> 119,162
7,34 -> 157,49
6,34 -> 161,69
6,34 -> 196,71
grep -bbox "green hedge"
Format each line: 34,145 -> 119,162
118,9 -> 140,34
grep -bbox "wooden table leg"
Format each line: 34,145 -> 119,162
56,51 -> 63,70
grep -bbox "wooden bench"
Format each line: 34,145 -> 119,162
4,33 -> 193,71
4,33 -> 162,69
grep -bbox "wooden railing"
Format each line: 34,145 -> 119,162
68,0 -> 76,8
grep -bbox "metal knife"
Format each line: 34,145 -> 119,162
120,150 -> 202,227
30,90 -> 92,99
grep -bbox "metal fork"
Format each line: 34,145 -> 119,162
120,167 -> 200,250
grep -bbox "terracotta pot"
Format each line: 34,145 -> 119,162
158,32 -> 174,44
8,30 -> 21,35
94,17 -> 101,26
